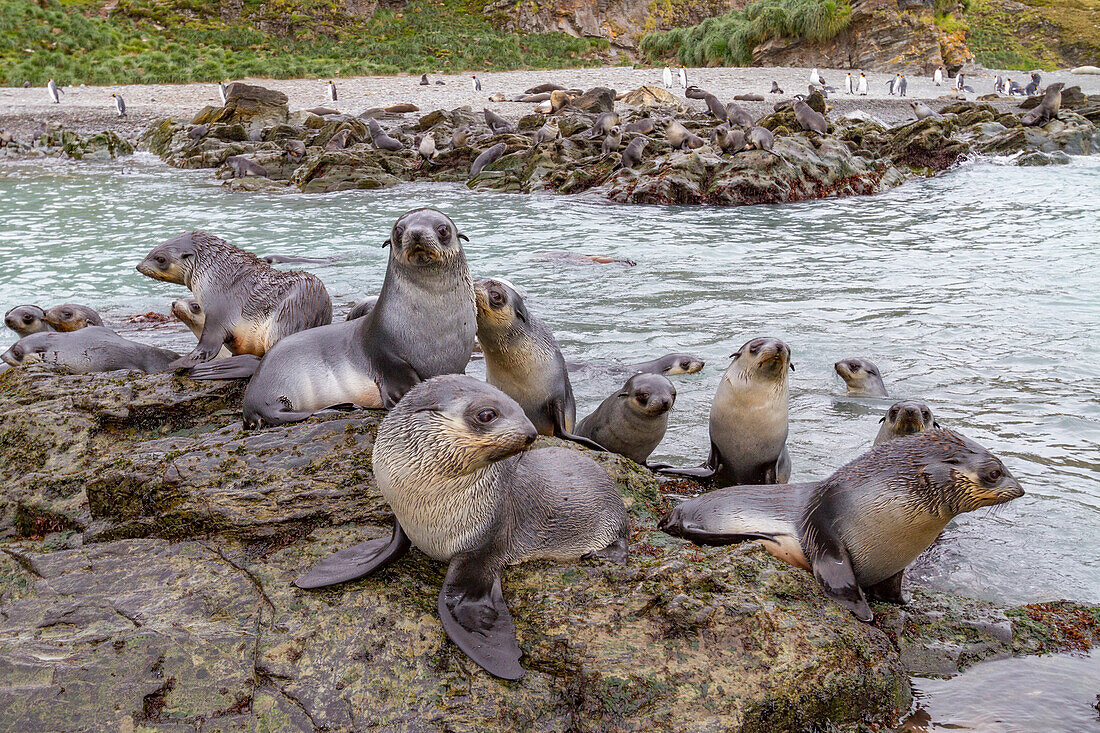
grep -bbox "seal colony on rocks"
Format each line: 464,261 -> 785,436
295,375 -> 630,680
660,429 -> 1024,621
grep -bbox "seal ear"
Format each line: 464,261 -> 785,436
382,238 -> 391,248
180,251 -> 194,260
932,420 -> 941,428
457,233 -> 469,242
879,416 -> 886,424
513,298 -> 529,324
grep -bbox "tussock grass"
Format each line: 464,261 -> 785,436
0,0 -> 608,86
640,0 -> 852,67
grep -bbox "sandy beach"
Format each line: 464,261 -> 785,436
3,65 -> 1098,143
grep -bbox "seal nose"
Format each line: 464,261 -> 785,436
522,424 -> 538,446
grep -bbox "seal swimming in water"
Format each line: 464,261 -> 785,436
874,400 -> 937,445
294,375 -> 630,680
576,373 -> 676,466
195,209 -> 476,427
660,337 -> 792,486
4,305 -> 54,337
834,357 -> 887,397
137,231 -> 332,368
474,278 -> 605,451
171,298 -> 233,360
2,327 -> 179,373
42,304 -> 103,332
659,429 -> 1024,621
566,353 -> 705,377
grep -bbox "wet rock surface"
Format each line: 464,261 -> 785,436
1,366 -> 1097,731
137,85 -> 1100,205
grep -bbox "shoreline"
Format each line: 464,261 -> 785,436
4,65 -> 1099,142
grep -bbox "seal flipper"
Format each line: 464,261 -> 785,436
865,570 -> 909,605
438,553 -> 523,680
550,399 -> 607,452
294,522 -> 411,589
656,441 -> 722,480
801,488 -> 873,621
188,354 -> 261,380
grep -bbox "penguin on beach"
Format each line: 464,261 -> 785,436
111,93 -> 126,117
845,73 -> 853,94
663,67 -> 673,89
472,75 -> 482,91
934,66 -> 943,86
857,72 -> 868,96
897,75 -> 907,97
218,82 -> 228,105
47,79 -> 62,104
328,81 -> 338,102
679,66 -> 688,88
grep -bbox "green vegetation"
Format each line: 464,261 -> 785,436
0,0 -> 608,86
963,0 -> 1098,69
640,0 -> 851,67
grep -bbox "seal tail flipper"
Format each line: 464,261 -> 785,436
187,354 -> 261,380
438,554 -> 523,680
800,485 -> 873,621
294,522 -> 411,589
865,569 -> 908,605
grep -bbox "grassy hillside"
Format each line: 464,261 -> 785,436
0,0 -> 608,86
965,0 -> 1100,70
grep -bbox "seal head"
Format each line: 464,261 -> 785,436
874,400 -> 937,445
4,305 -> 53,338
835,357 -> 887,397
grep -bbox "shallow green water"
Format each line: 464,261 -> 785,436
1,154 -> 1098,728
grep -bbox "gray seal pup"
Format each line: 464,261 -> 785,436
483,108 -> 515,134
910,101 -> 940,120
566,353 -> 705,377
834,357 -> 887,397
43,304 -> 103,332
451,125 -> 470,148
714,125 -> 746,154
171,298 -> 233,360
665,120 -> 704,150
660,337 -> 791,485
1021,82 -> 1064,127
793,99 -> 827,133
576,373 -> 676,466
622,118 -> 655,134
703,94 -> 727,121
874,400 -> 937,445
284,139 -> 306,161
5,305 -> 54,337
725,102 -> 755,127
474,278 -> 605,451
533,119 -> 560,145
746,126 -> 777,154
137,231 -> 332,367
197,209 -> 476,427
367,118 -> 404,151
2,327 -> 179,374
586,111 -> 621,138
659,429 -> 1023,621
224,156 -> 268,178
325,128 -> 351,151
260,253 -> 344,265
469,142 -> 506,178
294,375 -> 630,680
620,136 -> 648,169
601,125 -> 622,155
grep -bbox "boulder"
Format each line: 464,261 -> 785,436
571,87 -> 616,114
193,83 -> 289,131
620,85 -> 688,111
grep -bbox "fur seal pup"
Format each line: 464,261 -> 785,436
725,102 -> 754,128
325,128 -> 351,151
225,156 -> 268,178
366,118 -> 404,151
260,253 -> 343,265
525,82 -> 564,94
188,124 -> 209,141
834,358 -> 887,397
2,327 -> 179,374
5,305 -> 54,337
42,304 -> 103,332
659,429 -> 1024,621
284,139 -> 306,161
620,136 -> 647,169
875,401 -> 937,445
417,133 -> 437,165
793,99 -> 827,133
533,119 -> 560,145
665,120 -> 704,150
622,118 -> 655,134
714,125 -> 746,154
629,353 -> 705,376
770,81 -> 783,94
204,209 -> 476,426
171,298 -> 232,360
136,231 -> 332,367
451,125 -> 470,148
684,85 -> 709,100
474,278 -> 604,451
1021,82 -> 1064,127
703,94 -> 727,121
294,375 -> 630,679
469,142 -> 506,178
746,126 -> 778,155
576,373 -> 675,466
910,101 -> 940,120
587,111 -> 621,138
601,126 -> 622,155
483,108 -> 515,134
660,337 -> 791,486
345,296 -> 378,321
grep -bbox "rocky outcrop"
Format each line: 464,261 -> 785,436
140,86 -> 1100,206
0,126 -> 133,160
751,0 -> 972,74
192,82 -> 290,133
1,365 -> 1099,731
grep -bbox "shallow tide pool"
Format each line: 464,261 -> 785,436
1,154 -> 1098,729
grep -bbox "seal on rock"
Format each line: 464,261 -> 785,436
834,358 -> 887,397
576,373 -> 676,466
874,400 -> 937,445
620,136 -> 648,169
171,298 -> 233,360
294,374 -> 630,680
660,337 -> 791,485
469,142 -> 506,178
659,429 -> 1024,621
474,278 -> 605,451
2,326 -> 179,374
793,99 -> 827,133
42,304 -> 103,332
137,231 -> 332,367
4,305 -> 53,337
1021,83 -> 1064,127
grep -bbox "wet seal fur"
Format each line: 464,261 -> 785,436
2,326 -> 179,373
4,305 -> 53,338
42,304 -> 103,332
137,231 -> 332,368
576,372 -> 675,466
294,375 -> 630,680
196,208 -> 476,428
835,357 -> 887,397
171,298 -> 233,360
660,337 -> 791,485
875,400 -> 937,445
474,278 -> 605,451
659,429 -> 1024,621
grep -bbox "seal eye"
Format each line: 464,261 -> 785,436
394,224 -> 405,240
155,256 -> 166,265
476,408 -> 497,424
637,392 -> 650,402
889,409 -> 898,420
191,303 -> 201,314
436,224 -> 450,239
62,311 -> 71,318
489,289 -> 505,306
23,315 -> 33,323
922,410 -> 931,421
986,468 -> 1002,482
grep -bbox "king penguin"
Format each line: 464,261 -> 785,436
328,81 -> 338,102
472,75 -> 482,91
663,66 -> 673,89
857,72 -> 868,96
47,79 -> 62,104
678,66 -> 688,88
111,93 -> 126,117
844,73 -> 853,95
933,66 -> 943,86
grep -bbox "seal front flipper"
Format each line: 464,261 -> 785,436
801,490 -> 873,621
550,399 -> 607,452
188,354 -> 261,380
294,522 -> 411,589
865,570 -> 908,605
438,553 -> 523,680
656,442 -> 721,480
